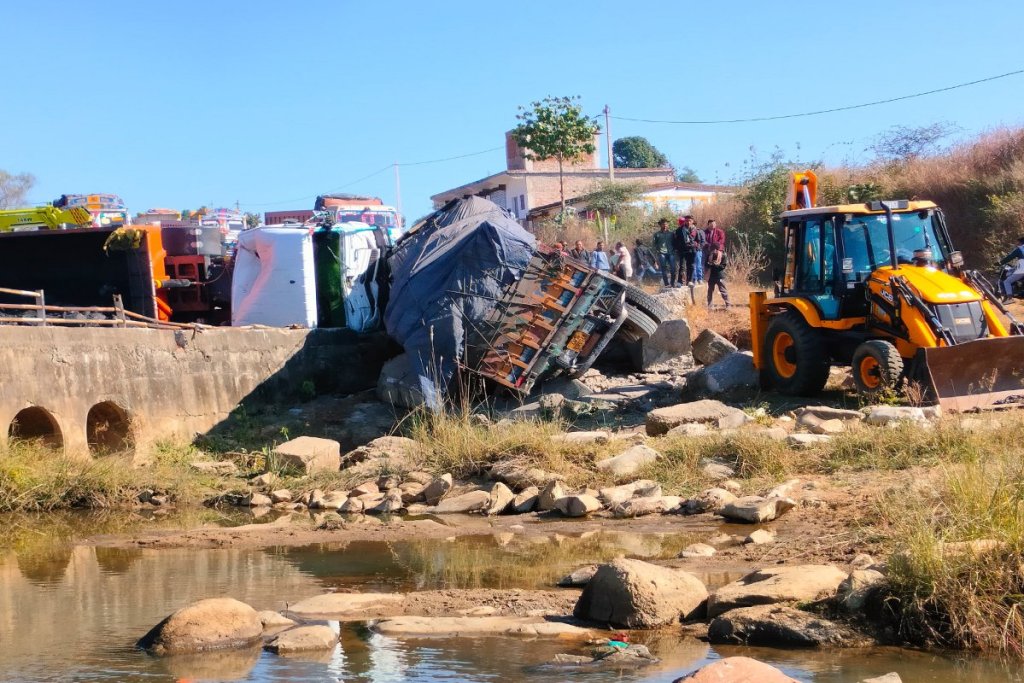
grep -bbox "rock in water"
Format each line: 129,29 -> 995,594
273,436 -> 341,475
708,604 -> 871,647
432,490 -> 490,514
536,480 -> 566,512
573,558 -> 707,628
422,473 -> 453,505
719,496 -> 795,523
485,482 -> 515,515
555,494 -> 602,517
137,598 -> 262,655
707,565 -> 847,618
264,625 -> 338,654
511,486 -> 539,513
675,656 -> 800,682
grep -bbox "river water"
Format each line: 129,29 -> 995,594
0,510 -> 1019,682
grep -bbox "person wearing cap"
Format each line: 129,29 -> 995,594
652,218 -> 676,286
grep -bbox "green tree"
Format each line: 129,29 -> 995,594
612,136 -> 669,169
585,179 -> 647,216
0,169 -> 35,209
511,96 -> 601,213
676,166 -> 701,183
244,212 -> 261,229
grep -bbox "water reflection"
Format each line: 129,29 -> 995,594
0,510 -> 1020,681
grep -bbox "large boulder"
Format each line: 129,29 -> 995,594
573,558 -> 708,628
708,604 -> 871,647
675,656 -> 799,683
272,437 -> 340,475
719,496 -> 795,523
646,399 -> 746,436
611,495 -> 682,518
691,352 -> 758,394
264,625 -> 339,654
137,598 -> 263,655
691,329 -> 737,366
555,494 -> 602,517
432,490 -> 490,514
635,318 -> 692,369
422,473 -> 453,505
599,480 -> 662,507
708,565 -> 847,618
596,445 -> 661,478
485,482 -> 515,515
511,486 -> 539,513
488,461 -> 562,489
536,480 -> 567,512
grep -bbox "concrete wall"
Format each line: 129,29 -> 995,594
0,326 -> 393,455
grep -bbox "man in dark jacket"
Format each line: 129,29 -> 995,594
652,218 -> 676,286
674,216 -> 706,286
569,240 -> 590,263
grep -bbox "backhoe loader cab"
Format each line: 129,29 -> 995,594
751,171 -> 1024,411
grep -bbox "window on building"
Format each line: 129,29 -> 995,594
519,194 -> 526,212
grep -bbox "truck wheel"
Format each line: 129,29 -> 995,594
622,304 -> 658,337
625,285 -> 669,322
852,340 -> 904,396
762,311 -> 830,395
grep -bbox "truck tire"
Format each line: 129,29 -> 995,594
625,285 -> 669,323
851,340 -> 904,396
622,304 -> 659,338
762,311 -> 830,396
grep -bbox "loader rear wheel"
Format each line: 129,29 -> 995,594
852,340 -> 904,396
762,311 -> 830,395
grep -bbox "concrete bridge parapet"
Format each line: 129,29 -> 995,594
0,326 -> 393,456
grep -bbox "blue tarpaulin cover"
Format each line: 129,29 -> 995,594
384,197 -> 536,408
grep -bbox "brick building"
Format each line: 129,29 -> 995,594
430,132 -> 674,221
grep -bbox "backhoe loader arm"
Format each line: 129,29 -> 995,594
0,206 -> 93,232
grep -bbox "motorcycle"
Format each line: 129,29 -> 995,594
998,263 -> 1024,301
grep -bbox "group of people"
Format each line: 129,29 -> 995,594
643,216 -> 730,306
549,215 -> 731,307
551,239 -> 637,281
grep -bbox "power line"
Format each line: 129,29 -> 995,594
613,68 -> 1024,125
398,146 -> 503,166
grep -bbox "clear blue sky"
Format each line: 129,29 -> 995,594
4,0 -> 1022,220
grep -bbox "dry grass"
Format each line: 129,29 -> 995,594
879,439 -> 1024,655
0,440 -> 213,512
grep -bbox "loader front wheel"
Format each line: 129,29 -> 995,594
762,311 -> 830,395
852,340 -> 904,397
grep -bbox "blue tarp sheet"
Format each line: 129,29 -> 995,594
383,197 -> 536,409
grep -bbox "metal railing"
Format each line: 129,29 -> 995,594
0,288 -> 198,330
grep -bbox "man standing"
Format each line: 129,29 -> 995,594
705,219 -> 725,253
569,239 -> 589,263
633,238 -> 658,282
590,241 -> 611,272
613,241 -> 633,279
652,218 -> 676,287
1000,236 -> 1024,300
706,222 -> 729,307
689,216 -> 707,284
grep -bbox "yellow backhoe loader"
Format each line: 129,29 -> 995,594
750,171 -> 1024,411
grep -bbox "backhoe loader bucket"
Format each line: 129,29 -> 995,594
923,337 -> 1024,411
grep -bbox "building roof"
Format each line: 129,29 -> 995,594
430,167 -> 675,203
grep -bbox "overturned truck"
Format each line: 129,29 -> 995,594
378,197 -> 665,409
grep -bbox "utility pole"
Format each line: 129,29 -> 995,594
234,199 -> 240,212
604,105 -> 614,180
393,162 -> 403,225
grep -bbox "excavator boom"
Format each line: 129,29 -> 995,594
0,206 -> 93,232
